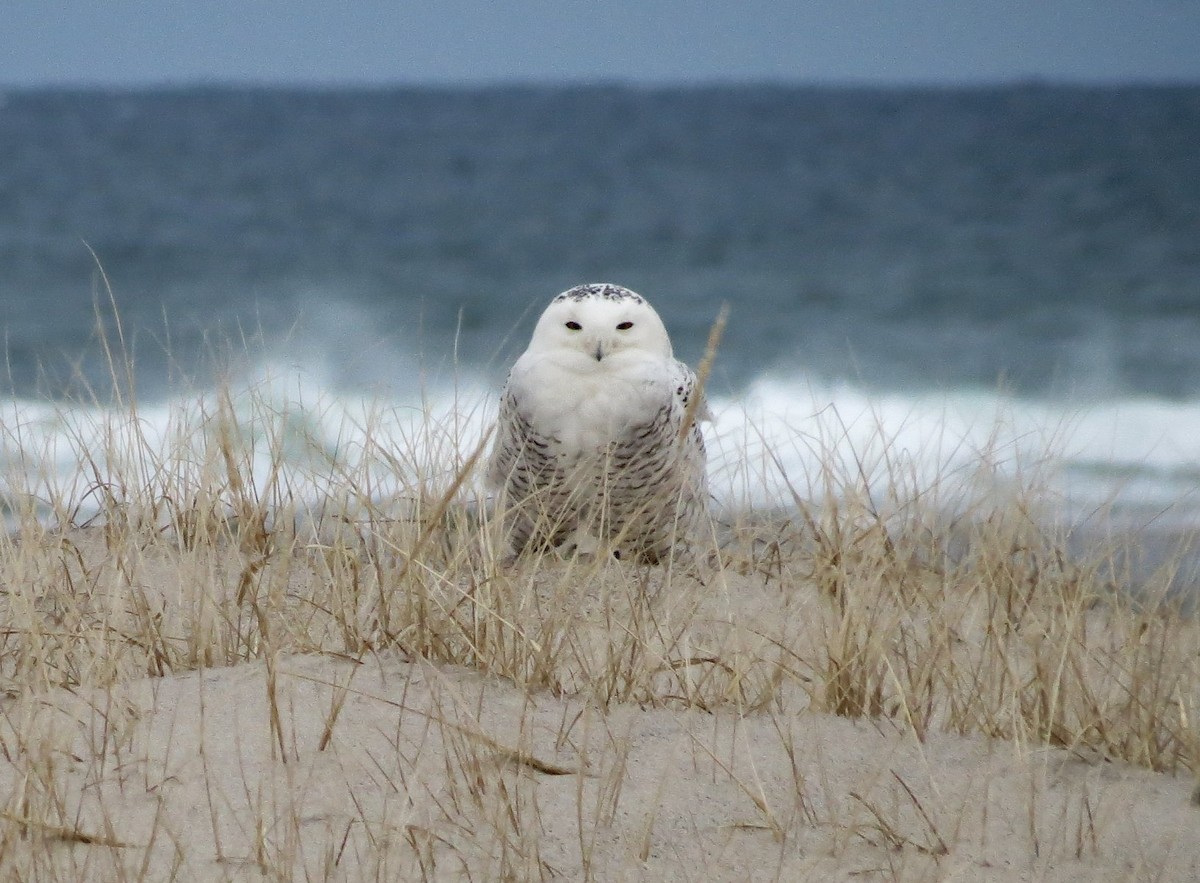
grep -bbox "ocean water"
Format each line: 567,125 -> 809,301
1,85 -> 1199,531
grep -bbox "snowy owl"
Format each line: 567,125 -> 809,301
487,283 -> 710,563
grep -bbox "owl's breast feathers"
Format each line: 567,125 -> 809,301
501,349 -> 677,455
488,352 -> 706,474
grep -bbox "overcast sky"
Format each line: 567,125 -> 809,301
4,1 -> 1199,88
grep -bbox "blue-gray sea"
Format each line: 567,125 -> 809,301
2,85 -> 1199,533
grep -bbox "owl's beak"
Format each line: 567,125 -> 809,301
592,342 -> 604,362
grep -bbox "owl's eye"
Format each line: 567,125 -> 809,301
565,321 -> 582,331
616,321 -> 634,330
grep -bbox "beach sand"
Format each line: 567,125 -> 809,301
1,521 -> 1197,881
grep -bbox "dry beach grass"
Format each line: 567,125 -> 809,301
0,342 -> 1198,880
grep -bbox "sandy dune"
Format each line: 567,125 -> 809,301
3,529 -> 1197,881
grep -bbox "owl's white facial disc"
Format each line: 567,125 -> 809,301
527,283 -> 673,366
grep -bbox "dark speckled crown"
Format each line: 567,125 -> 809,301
552,283 -> 646,305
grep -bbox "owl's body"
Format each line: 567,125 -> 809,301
487,283 -> 709,563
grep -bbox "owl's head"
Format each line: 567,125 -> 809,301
527,283 -> 673,365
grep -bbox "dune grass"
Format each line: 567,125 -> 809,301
0,346 -> 1197,879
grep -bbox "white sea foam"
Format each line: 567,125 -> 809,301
711,376 -> 1200,529
2,363 -> 1197,531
